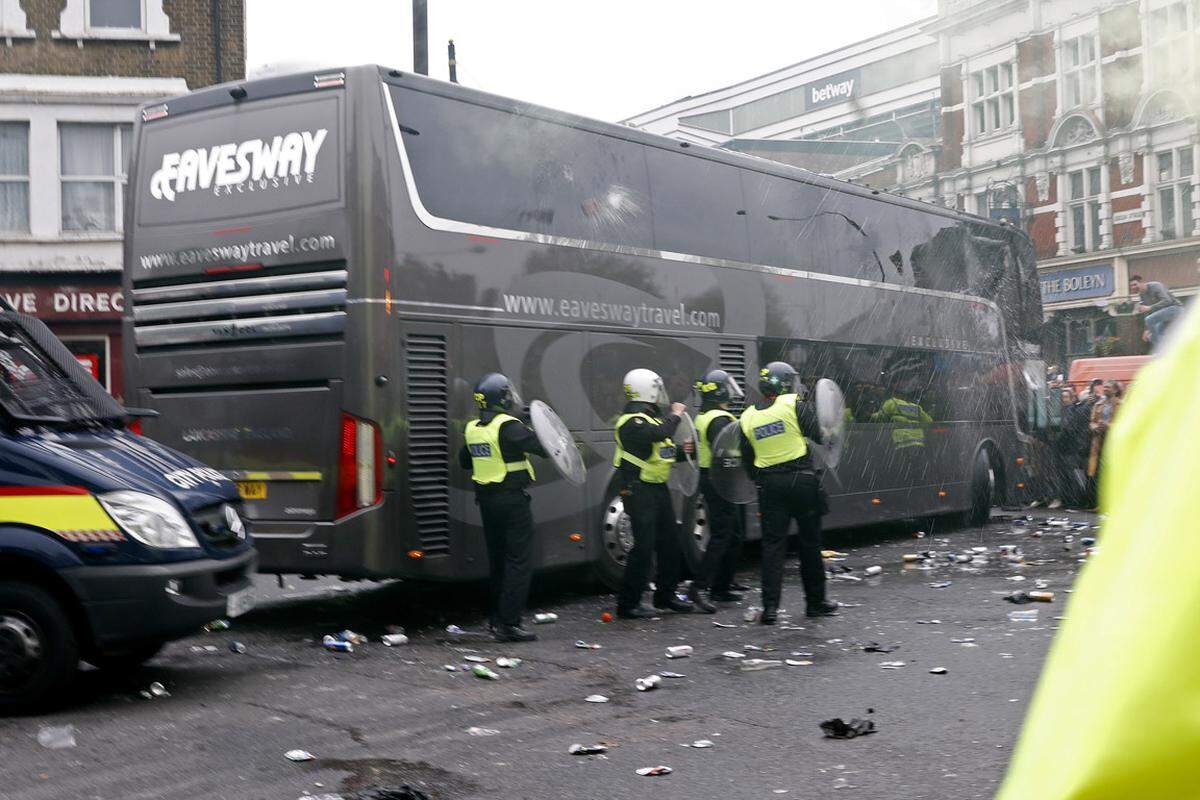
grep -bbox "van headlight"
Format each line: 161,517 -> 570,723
98,491 -> 200,549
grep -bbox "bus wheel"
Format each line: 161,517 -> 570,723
594,492 -> 634,592
680,494 -> 710,577
967,448 -> 995,527
0,582 -> 78,713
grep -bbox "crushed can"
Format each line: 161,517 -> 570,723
635,674 -> 662,692
322,635 -> 353,653
381,633 -> 409,647
864,565 -> 883,576
665,645 -> 693,659
533,613 -> 558,625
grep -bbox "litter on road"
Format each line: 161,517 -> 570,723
472,665 -> 500,680
466,727 -> 500,736
665,645 -> 693,658
569,744 -> 609,755
862,642 -> 898,653
636,674 -> 662,691
740,659 -> 784,671
659,671 -> 687,679
36,725 -> 76,750
820,717 -> 877,739
929,667 -> 949,675
785,659 -> 814,666
722,651 -> 746,659
636,766 -> 673,776
879,661 -> 906,669
381,634 -> 409,646
574,640 -> 601,649
496,657 -> 522,668
285,750 -> 315,762
585,695 -> 609,703
686,739 -> 715,748
533,613 -> 558,624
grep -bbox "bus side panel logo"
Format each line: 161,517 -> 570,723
149,130 -> 328,202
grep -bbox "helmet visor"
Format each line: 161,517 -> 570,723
652,376 -> 670,407
724,375 -> 745,401
507,385 -> 524,411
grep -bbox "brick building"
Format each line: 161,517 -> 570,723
626,0 -> 1200,367
0,0 -> 243,398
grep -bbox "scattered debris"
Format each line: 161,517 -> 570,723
496,657 -> 522,669
659,671 -> 687,679
862,642 -> 898,653
36,725 -> 76,750
929,667 -> 949,675
463,655 -> 490,663
686,739 -> 715,748
636,674 -> 662,692
928,581 -> 952,589
915,619 -> 942,625
472,664 -> 500,680
339,629 -> 368,645
743,607 -> 762,623
636,766 -> 673,776
601,612 -> 614,623
665,645 -> 693,659
229,641 -> 247,654
322,635 -> 353,653
203,619 -> 230,632
712,621 -> 737,628
466,726 -> 500,737
864,565 -> 883,576
348,786 -> 431,800
820,717 -> 876,739
740,659 -> 784,671
381,634 -> 409,646
878,661 -> 906,669
1008,610 -> 1040,622
585,694 -> 609,703
821,550 -> 848,558
569,743 -> 609,755
951,637 -> 976,644
785,659 -> 813,666
442,664 -> 457,672
533,613 -> 558,624
722,651 -> 747,659
575,640 -> 602,650
1005,591 -> 1054,604
285,749 -> 316,762
140,681 -> 170,700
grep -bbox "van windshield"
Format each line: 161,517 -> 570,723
0,320 -> 120,424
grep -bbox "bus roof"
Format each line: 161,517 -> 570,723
137,64 -> 1027,247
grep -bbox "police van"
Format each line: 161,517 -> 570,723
0,302 -> 256,710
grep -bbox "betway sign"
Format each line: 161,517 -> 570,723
804,68 -> 861,111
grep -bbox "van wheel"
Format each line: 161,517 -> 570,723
0,583 -> 78,713
967,449 -> 995,527
86,642 -> 165,672
594,491 -> 633,592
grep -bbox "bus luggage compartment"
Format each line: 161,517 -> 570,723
140,382 -> 342,524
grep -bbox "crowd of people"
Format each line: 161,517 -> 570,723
1040,372 -> 1124,510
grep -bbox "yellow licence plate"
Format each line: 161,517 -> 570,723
236,481 -> 267,500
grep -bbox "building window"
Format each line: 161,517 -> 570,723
1150,1 -> 1195,82
88,0 -> 142,29
1061,35 -> 1098,109
59,123 -> 132,233
1067,167 -> 1103,252
0,122 -> 29,233
975,190 -> 989,216
970,62 -> 1016,137
1155,147 -> 1195,240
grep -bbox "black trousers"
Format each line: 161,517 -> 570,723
478,489 -> 535,628
758,470 -> 827,611
695,473 -> 746,592
617,482 -> 683,611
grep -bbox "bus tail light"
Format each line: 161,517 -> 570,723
336,413 -> 382,518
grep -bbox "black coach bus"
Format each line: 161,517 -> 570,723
122,65 -> 1046,586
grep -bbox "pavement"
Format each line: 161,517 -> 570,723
0,509 -> 1098,800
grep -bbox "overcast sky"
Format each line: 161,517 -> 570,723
246,0 -> 937,122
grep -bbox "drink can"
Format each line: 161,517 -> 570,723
901,553 -> 922,562
864,566 -> 883,576
1028,591 -> 1054,602
533,613 -> 558,624
665,645 -> 693,659
381,634 -> 409,646
635,674 -> 662,691
323,636 -> 353,653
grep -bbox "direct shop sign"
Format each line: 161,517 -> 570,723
1,286 -> 124,320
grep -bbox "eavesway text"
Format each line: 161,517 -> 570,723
149,130 -> 328,202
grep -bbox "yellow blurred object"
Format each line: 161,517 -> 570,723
997,306 -> 1200,799
821,550 -> 847,559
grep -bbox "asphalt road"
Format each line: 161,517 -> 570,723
0,510 -> 1096,800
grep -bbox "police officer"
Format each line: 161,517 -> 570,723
686,370 -> 748,613
739,362 -> 837,625
458,373 -> 547,643
613,368 -> 696,619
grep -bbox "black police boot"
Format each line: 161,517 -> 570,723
686,584 -> 717,614
616,605 -> 658,620
760,607 -> 778,625
710,590 -> 743,603
654,597 -> 696,614
806,600 -> 840,618
494,624 -> 537,643
728,581 -> 752,592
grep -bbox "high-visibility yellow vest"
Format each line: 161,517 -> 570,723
996,305 -> 1200,799
695,408 -> 735,469
613,412 -> 675,483
465,414 -> 535,485
871,397 -> 930,449
739,394 -> 808,468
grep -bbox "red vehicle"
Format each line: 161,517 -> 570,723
1067,355 -> 1151,395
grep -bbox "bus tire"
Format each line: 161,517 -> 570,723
680,493 -> 709,578
967,448 -> 995,527
0,582 -> 79,713
594,489 -> 632,592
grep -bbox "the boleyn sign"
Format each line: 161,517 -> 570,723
1039,264 -> 1115,305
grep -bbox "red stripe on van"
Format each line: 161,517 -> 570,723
0,485 -> 90,496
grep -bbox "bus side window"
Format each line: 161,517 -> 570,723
645,149 -> 749,263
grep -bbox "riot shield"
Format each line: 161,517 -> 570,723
709,422 -> 756,504
528,400 -> 586,486
668,411 -> 700,496
809,378 -> 847,470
